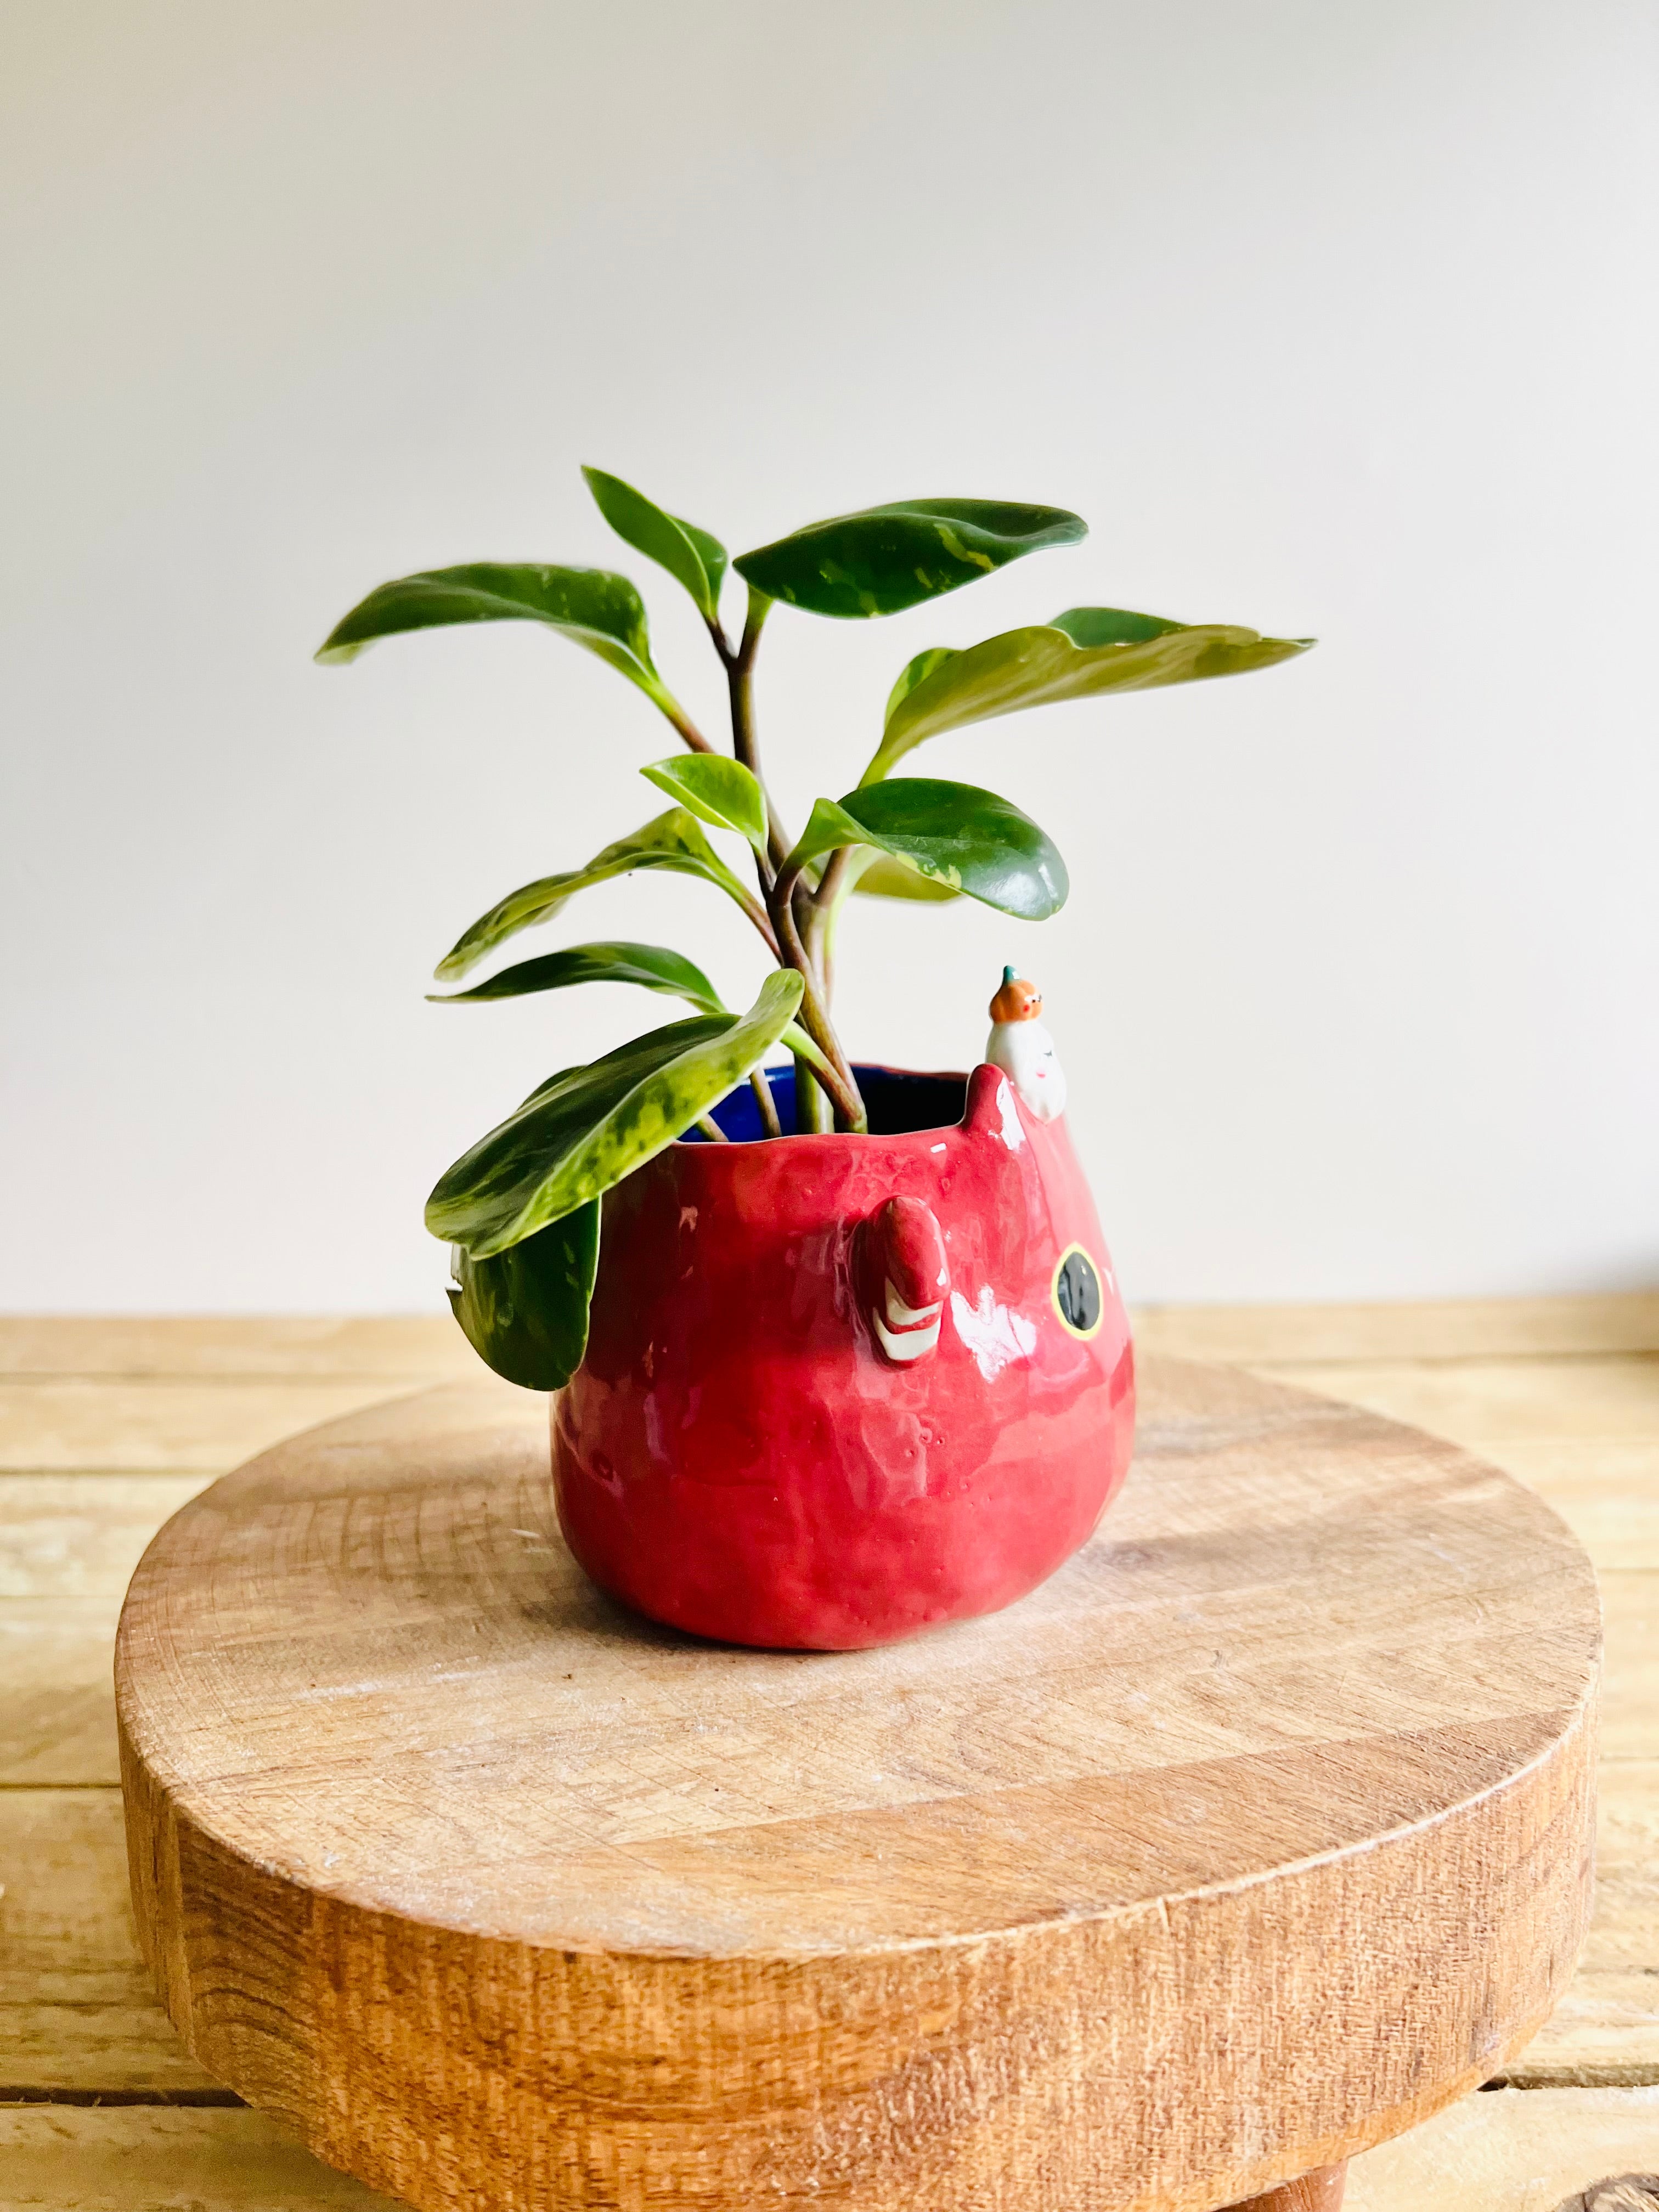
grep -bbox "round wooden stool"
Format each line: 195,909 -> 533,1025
116,1356 -> 1599,2212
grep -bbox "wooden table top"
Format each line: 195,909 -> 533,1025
3,1297 -> 1657,2211
118,1355 -> 1596,2211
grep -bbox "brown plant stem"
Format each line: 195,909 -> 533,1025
768,859 -> 865,1130
733,887 -> 782,961
657,693 -> 716,754
716,592 -> 793,884
748,1068 -> 783,1138
792,876 -> 821,986
707,585 -> 865,1132
805,845 -> 857,1003
812,845 -> 857,916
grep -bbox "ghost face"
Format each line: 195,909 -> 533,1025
986,1018 -> 1068,1121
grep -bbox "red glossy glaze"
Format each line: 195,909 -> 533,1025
552,1064 -> 1135,1650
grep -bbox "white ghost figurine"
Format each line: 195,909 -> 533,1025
984,967 -> 1068,1121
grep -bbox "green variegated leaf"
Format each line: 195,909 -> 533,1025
853,854 -> 962,903
788,779 -> 1066,920
426,971 -> 805,1258
884,647 -> 957,725
733,499 -> 1086,619
862,610 -> 1314,781
447,1201 -> 600,1389
435,810 -> 755,982
1049,607 -> 1187,647
583,467 -> 727,619
640,755 -> 768,855
428,940 -> 725,1014
315,562 -> 688,711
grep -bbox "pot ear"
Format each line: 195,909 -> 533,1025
963,1061 -> 1021,1136
854,1197 -> 949,1368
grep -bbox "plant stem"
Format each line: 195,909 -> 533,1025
768,859 -> 866,1131
695,1114 -> 730,1142
803,846 -> 857,1003
791,877 -> 821,989
651,682 -> 716,755
715,590 -> 794,882
708,583 -> 866,1134
780,1021 -> 837,1078
793,1058 -> 831,1133
734,885 -> 782,960
811,845 -> 857,921
748,1068 -> 783,1139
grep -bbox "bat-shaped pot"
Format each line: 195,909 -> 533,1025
552,1062 -> 1135,1650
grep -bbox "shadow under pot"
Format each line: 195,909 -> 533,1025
552,1062 -> 1135,1651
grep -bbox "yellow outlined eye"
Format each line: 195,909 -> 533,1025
1052,1244 -> 1104,1339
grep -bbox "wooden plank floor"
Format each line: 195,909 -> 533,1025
3,1299 -> 1656,2211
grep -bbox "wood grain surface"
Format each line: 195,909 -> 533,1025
1232,2171 -> 1347,2212
1341,2086 -> 1659,2211
0,1790 -> 222,2096
5,1301 -> 1652,2208
115,1355 -> 1600,2212
0,1316 -> 476,1380
0,1378 -> 438,1472
7,2092 -> 1658,2212
0,2108 -> 408,2211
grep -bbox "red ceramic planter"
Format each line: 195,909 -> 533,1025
552,1062 -> 1135,1650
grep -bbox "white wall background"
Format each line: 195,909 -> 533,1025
2,0 -> 1655,1313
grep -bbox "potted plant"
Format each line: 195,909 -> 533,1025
320,476 -> 1310,1648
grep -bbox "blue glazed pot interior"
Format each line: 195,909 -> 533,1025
685,1064 -> 970,1143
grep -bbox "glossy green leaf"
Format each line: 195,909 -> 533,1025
582,467 -> 727,620
677,520 -> 729,603
428,940 -> 724,1014
864,610 -> 1314,781
639,755 -> 768,855
426,970 -> 805,1258
1050,607 -> 1186,647
852,855 -> 962,903
447,1201 -> 600,1390
884,646 -> 957,724
788,778 -> 1066,919
733,499 -> 1086,620
435,810 -> 755,983
315,561 -> 684,710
